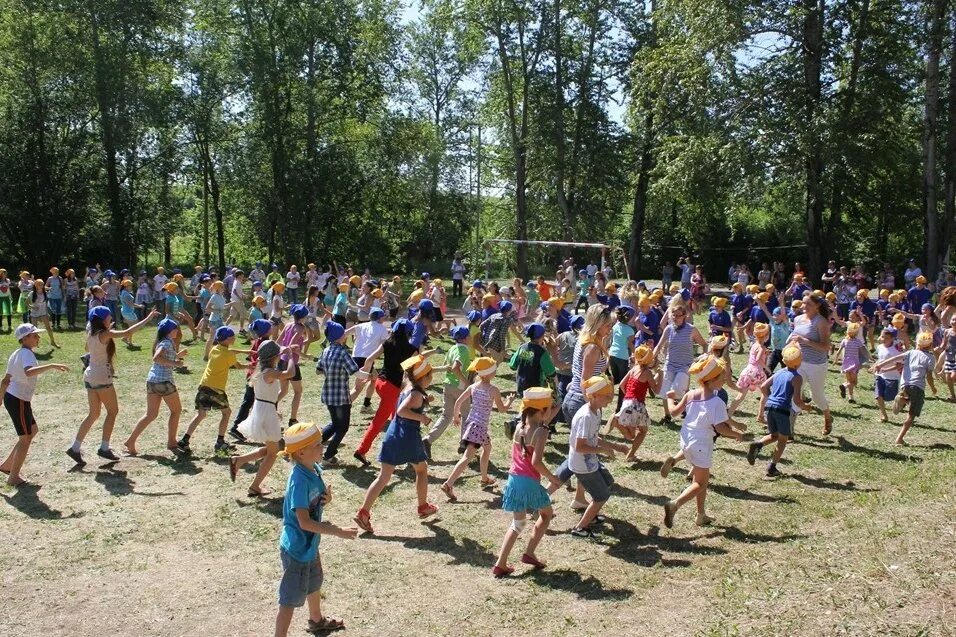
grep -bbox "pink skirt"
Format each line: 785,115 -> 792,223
737,364 -> 767,391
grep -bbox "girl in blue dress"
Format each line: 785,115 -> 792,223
353,353 -> 439,534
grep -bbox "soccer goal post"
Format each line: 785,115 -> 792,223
483,239 -> 619,280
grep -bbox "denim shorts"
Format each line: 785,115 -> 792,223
278,550 -> 323,607
765,407 -> 793,438
575,467 -> 613,502
875,377 -> 899,402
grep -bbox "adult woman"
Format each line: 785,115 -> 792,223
654,299 -> 709,422
353,320 -> 420,466
451,254 -> 466,297
936,286 -> 956,328
757,262 -> 772,290
66,306 -> 159,465
690,265 -> 707,314
46,267 -> 64,330
788,294 -> 833,435
64,268 -> 81,329
561,305 -> 614,423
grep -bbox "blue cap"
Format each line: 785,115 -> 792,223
120,269 -> 129,275
271,263 -> 279,269
499,301 -> 513,314
103,270 -> 115,278
526,281 -> 536,289
172,268 -> 182,275
139,270 -> 146,276
618,304 -> 636,320
525,322 -> 546,340
157,318 -> 179,339
421,272 -> 430,279
884,327 -> 898,336
250,319 -> 272,337
922,303 -> 934,312
450,325 -> 470,341
200,274 -> 211,282
214,326 -> 236,343
467,310 -> 481,323
472,279 -> 484,288
539,301 -> 549,311
579,269 -> 587,277
370,307 -> 385,320
638,280 -> 646,287
772,307 -> 784,316
252,280 -> 263,288
391,318 -> 409,334
290,304 -> 309,319
325,321 -> 345,342
88,306 -> 112,322
418,299 -> 435,317
680,288 -> 691,301
570,315 -> 585,330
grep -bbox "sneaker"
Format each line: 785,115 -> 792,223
746,442 -> 761,466
65,448 -> 86,466
362,397 -> 372,408
570,526 -> 598,538
352,451 -> 370,467
96,448 -> 120,462
214,441 -> 234,456
227,426 -> 247,442
324,455 -> 339,466
766,465 -> 782,478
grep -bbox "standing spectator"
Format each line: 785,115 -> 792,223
736,263 -> 752,288
286,265 -> 301,304
662,261 -> 674,288
821,260 -> 838,292
757,262 -> 772,290
451,253 -> 466,297
727,263 -> 737,286
878,263 -> 895,292
903,259 -> 922,288
678,256 -> 694,290
772,262 -> 786,290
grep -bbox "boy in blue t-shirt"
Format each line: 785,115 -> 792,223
748,346 -> 810,477
276,423 -> 357,636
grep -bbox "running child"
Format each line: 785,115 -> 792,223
747,346 -> 810,477
936,314 -> 956,401
1,324 -> 68,486
835,321 -> 867,402
508,322 -> 557,396
728,322 -> 770,419
492,387 -> 562,578
871,327 -> 903,421
876,331 -> 938,445
228,319 -> 275,442
277,304 -> 310,427
607,344 -> 661,461
422,325 -> 472,459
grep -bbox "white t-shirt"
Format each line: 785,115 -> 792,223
231,280 -> 245,305
568,403 -> 602,474
680,394 -> 728,441
153,274 -> 168,292
352,321 -> 389,359
451,261 -> 465,281
5,347 -> 38,401
876,344 -> 902,381
286,271 -> 300,289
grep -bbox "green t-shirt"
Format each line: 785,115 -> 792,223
444,343 -> 471,388
527,289 -> 540,311
577,279 -> 589,297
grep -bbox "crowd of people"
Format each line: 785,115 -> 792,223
1,255 -> 954,635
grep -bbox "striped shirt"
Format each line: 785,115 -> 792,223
567,340 -> 608,396
793,315 -> 828,365
663,323 -> 694,371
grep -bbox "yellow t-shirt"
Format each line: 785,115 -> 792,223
201,345 -> 238,391
408,289 -> 425,305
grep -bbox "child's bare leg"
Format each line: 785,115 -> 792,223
495,512 -> 526,569
876,397 -> 888,422
577,498 -> 606,529
728,390 -> 747,417
218,409 -> 232,437
360,464 -> 395,511
274,605 -> 295,637
125,393 -> 161,453
305,587 -> 325,624
525,507 -> 552,560
250,443 -> 279,492
895,415 -> 914,445
478,443 -> 492,481
625,428 -> 647,460
5,426 -> 36,484
692,467 -> 711,523
668,467 -> 706,513
165,393 -> 182,448
185,411 -> 206,437
235,446 -> 267,471
771,437 -> 788,463
413,461 -> 429,506
444,445 -> 477,489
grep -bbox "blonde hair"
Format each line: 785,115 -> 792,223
579,304 -> 613,354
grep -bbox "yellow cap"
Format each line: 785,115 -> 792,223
689,355 -> 725,384
273,282 -> 286,293
892,313 -> 906,328
280,423 -> 323,457
338,283 -> 349,292
633,345 -> 655,366
712,296 -> 727,309
163,282 -> 179,293
350,275 -> 362,287
583,376 -> 614,396
782,345 -> 802,367
372,288 -> 384,298
916,331 -> 933,348
754,323 -> 770,340
605,282 -> 617,293
709,335 -> 729,352
252,295 -> 266,307
467,357 -> 498,376
400,354 -> 433,380
520,387 -> 553,411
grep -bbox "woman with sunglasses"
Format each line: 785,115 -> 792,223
654,297 -> 709,424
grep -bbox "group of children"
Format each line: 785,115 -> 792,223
3,258 -> 954,635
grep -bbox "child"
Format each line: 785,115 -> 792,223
607,345 -> 661,461
492,387 -> 562,578
228,318 -> 275,442
316,321 -> 366,464
835,321 -> 867,402
876,331 -> 937,445
123,319 -> 189,455
277,304 -> 310,427
274,423 -> 357,637
661,355 -> 743,528
872,327 -> 903,421
353,354 -> 440,533
269,281 -> 287,337
478,301 -> 521,363
728,322 -> 770,419
67,306 -> 159,466
230,340 -> 297,496
440,357 -> 514,501
708,296 -> 733,343
118,280 -> 142,346
608,305 -> 637,412
936,314 -> 956,401
767,307 -> 791,371
422,325 -> 471,459
748,346 -> 810,476
179,326 -> 246,456
331,283 -> 349,327
1,324 -> 68,486
508,322 -> 557,396
346,307 -> 389,413
564,376 -> 630,538
204,280 -> 229,360
28,280 -> 59,348
0,269 -> 12,331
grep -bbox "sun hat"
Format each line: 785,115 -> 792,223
251,318 -> 272,337
325,321 -> 345,342
257,340 -> 281,365
524,323 -> 546,340
214,326 -> 236,343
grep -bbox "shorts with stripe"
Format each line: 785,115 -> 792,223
4,392 -> 36,436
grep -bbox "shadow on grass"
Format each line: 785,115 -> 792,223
718,447 -> 791,465
787,473 -> 878,492
372,521 -> 497,569
235,495 -> 283,518
1,485 -> 83,519
521,568 -> 633,600
139,453 -> 204,476
603,518 -> 722,567
907,442 -> 954,451
35,350 -> 56,361
834,436 -> 923,463
94,466 -> 184,498
718,524 -> 805,544
709,483 -> 796,504
912,421 -> 956,433
623,458 -> 666,473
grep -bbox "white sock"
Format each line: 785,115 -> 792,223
100,441 -> 110,451
70,440 -> 81,452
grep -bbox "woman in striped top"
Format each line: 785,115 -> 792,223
654,299 -> 708,422
561,305 -> 615,423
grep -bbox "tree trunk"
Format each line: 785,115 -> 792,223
802,0 -> 826,281
628,112 -> 654,276
553,0 -> 572,240
202,153 -> 210,267
88,4 -> 127,265
923,0 -> 947,280
941,8 -> 956,270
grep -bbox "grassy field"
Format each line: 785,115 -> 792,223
0,309 -> 954,637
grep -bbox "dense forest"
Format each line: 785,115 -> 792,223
0,0 -> 954,280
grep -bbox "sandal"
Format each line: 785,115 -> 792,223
354,508 -> 373,534
229,458 -> 238,483
417,502 -> 439,518
440,482 -> 457,503
307,616 -> 345,633
663,502 -> 676,528
660,456 -> 675,478
570,526 -> 596,538
520,553 -> 546,569
822,413 -> 833,436
247,487 -> 272,498
491,565 -> 515,578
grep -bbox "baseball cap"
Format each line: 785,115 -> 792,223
214,326 -> 236,343
14,323 -> 44,341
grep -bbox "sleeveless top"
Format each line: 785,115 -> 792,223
394,388 -> 426,428
793,314 -> 828,365
254,372 -> 281,404
84,331 -> 114,386
766,368 -> 798,411
465,382 -> 494,427
567,340 -> 608,396
664,323 -> 694,371
510,436 -> 541,480
621,373 -> 650,402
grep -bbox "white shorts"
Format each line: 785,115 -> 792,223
661,368 -> 689,397
680,431 -> 714,469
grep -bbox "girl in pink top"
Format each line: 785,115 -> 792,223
492,388 -> 561,578
729,322 -> 770,420
277,304 -> 310,426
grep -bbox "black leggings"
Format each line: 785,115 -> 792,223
453,279 -> 463,297
609,356 -> 630,413
233,384 -> 255,426
575,296 -> 589,314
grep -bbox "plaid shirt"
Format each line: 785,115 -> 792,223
317,342 -> 359,405
479,313 -> 514,353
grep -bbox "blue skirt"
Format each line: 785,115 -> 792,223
501,474 -> 551,513
378,418 -> 427,466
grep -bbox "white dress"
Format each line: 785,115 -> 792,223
237,374 -> 282,443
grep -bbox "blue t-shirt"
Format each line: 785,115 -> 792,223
731,293 -> 753,319
907,286 -> 932,311
708,309 -> 731,335
556,309 -> 571,334
333,292 -> 349,317
280,462 -> 326,562
766,368 -> 798,411
850,298 -> 877,322
791,283 -> 810,299
749,305 -> 768,324
609,322 -> 635,360
605,295 -> 621,310
765,294 -> 779,313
